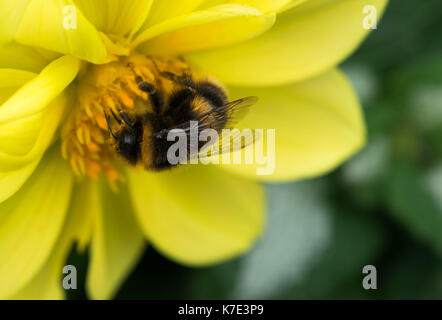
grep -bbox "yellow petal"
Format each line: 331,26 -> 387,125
9,220 -> 72,300
0,0 -> 107,64
0,158 -> 40,204
10,244 -> 67,299
0,68 -> 36,104
0,68 -> 55,202
66,182 -> 96,254
0,55 -> 79,123
138,0 -> 206,30
188,0 -> 388,86
0,56 -> 79,171
219,68 -> 365,181
0,0 -> 28,44
0,95 -> 67,175
10,181 -> 100,299
0,113 -> 44,156
74,0 -> 153,37
134,4 -> 275,55
87,179 -> 145,300
202,0 -> 308,13
127,165 -> 264,266
0,147 -> 73,298
0,43 -> 60,73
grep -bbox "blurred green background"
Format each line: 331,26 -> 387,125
68,0 -> 442,300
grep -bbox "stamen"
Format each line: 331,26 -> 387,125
76,126 -> 85,144
61,54 -> 196,183
103,110 -> 117,139
117,91 -> 134,108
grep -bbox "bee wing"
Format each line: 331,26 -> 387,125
192,96 -> 259,159
191,127 -> 258,160
153,96 -> 258,137
152,96 -> 258,160
200,96 -> 258,130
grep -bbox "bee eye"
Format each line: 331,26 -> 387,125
117,129 -> 141,165
123,133 -> 136,145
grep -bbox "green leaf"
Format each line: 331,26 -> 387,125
387,161 -> 442,256
231,181 -> 332,299
187,260 -> 240,299
424,166 -> 442,215
282,209 -> 384,299
342,137 -> 389,185
382,244 -> 442,299
348,0 -> 442,72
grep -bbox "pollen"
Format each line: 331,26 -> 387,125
61,53 -> 193,183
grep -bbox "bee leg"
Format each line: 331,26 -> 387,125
136,77 -> 164,114
104,111 -> 117,139
160,71 -> 195,88
118,110 -> 134,128
110,109 -> 122,125
111,107 -> 134,129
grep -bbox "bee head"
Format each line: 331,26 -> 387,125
115,124 -> 143,165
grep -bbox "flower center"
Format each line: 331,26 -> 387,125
61,53 -> 194,183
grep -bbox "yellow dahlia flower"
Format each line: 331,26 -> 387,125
0,0 -> 387,299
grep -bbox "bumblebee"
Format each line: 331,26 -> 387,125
104,56 -> 257,171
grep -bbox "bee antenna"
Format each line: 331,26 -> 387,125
137,81 -> 156,94
103,111 -> 117,139
136,80 -> 164,114
119,110 -> 134,128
